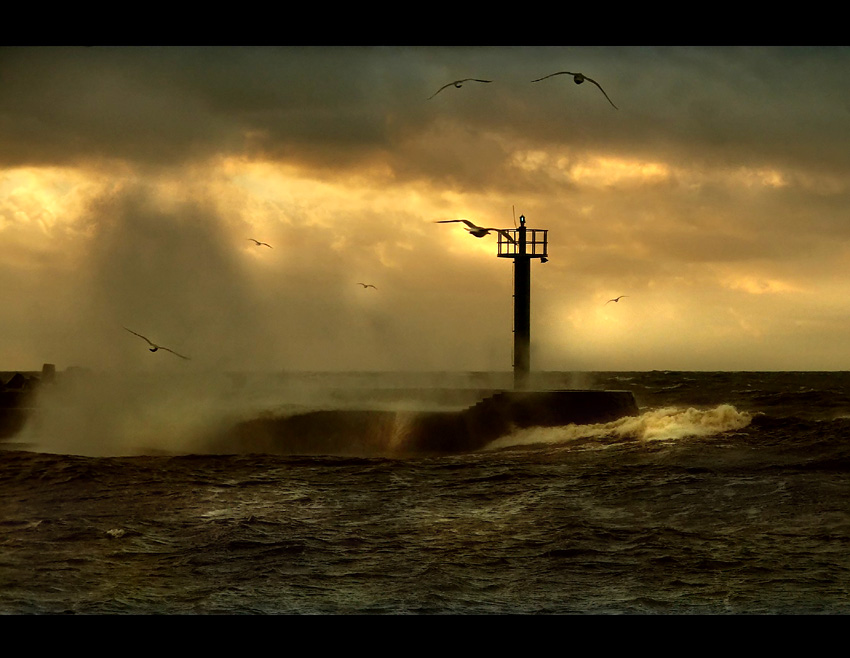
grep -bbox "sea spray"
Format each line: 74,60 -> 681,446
628,405 -> 752,442
17,369 -> 282,457
486,404 -> 753,451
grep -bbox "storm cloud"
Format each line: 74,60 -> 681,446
3,45 -> 850,372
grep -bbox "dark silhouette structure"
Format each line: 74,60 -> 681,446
215,389 -> 639,457
496,215 -> 548,390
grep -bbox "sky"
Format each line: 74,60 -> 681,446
3,45 -> 850,373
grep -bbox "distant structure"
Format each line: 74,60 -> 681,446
41,363 -> 55,383
496,215 -> 548,390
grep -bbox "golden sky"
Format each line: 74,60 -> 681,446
3,45 -> 850,372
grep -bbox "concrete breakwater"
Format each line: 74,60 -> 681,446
213,389 -> 640,456
1,366 -> 639,456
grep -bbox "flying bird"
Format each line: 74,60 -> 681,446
428,78 -> 492,100
124,327 -> 191,360
357,283 -> 377,289
531,71 -> 618,109
435,219 -> 515,243
248,238 -> 272,248
605,296 -> 628,305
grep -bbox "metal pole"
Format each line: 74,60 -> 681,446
513,216 -> 530,390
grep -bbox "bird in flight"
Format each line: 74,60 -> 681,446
435,219 -> 515,243
605,296 -> 628,305
531,71 -> 618,109
357,283 -> 377,289
428,78 -> 492,100
248,238 -> 272,248
124,327 -> 191,360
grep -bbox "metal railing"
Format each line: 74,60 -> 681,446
497,228 -> 548,259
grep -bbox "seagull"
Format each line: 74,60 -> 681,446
428,78 -> 492,100
435,219 -> 515,243
124,327 -> 191,360
357,283 -> 377,289
605,296 -> 628,305
531,71 -> 618,109
248,238 -> 272,248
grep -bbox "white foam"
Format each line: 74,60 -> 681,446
485,404 -> 753,451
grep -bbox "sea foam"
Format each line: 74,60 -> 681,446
486,404 -> 753,451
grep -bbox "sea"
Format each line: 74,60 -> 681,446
2,369 -> 850,615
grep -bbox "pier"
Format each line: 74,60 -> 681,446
0,364 -> 51,440
215,388 -> 639,456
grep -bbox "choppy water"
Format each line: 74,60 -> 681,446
2,370 -> 850,614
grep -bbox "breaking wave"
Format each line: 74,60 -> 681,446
486,404 -> 752,451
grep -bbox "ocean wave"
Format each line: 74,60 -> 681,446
485,404 -> 753,451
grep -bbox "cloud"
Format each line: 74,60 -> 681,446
3,46 -> 850,372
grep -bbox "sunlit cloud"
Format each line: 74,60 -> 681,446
571,157 -> 672,187
0,166 -> 102,233
509,150 -> 673,188
736,167 -> 788,189
721,275 -> 803,295
2,46 -> 850,372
